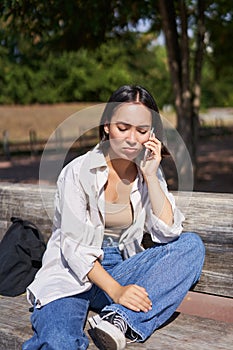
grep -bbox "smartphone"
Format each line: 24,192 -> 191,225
142,127 -> 154,166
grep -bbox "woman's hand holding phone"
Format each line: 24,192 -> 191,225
142,127 -> 154,167
141,127 -> 162,176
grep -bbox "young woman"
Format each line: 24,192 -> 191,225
23,85 -> 205,350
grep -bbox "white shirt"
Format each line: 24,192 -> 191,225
27,144 -> 185,307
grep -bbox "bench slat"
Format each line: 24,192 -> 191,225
0,295 -> 232,350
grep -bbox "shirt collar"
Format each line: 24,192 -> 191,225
88,144 -> 108,170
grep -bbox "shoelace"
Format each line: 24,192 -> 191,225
126,328 -> 139,344
102,311 -> 128,335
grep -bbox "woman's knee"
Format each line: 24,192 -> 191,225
182,232 -> 205,256
179,232 -> 205,272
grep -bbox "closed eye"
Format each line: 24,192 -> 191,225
137,128 -> 149,134
116,123 -> 130,132
115,122 -> 150,134
117,126 -> 128,132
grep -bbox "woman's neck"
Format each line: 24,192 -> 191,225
105,152 -> 137,183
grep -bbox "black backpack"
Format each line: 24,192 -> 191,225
0,217 -> 46,297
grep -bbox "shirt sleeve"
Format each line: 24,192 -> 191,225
144,167 -> 185,243
53,161 -> 103,284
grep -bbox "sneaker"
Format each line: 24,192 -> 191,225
88,311 -> 127,350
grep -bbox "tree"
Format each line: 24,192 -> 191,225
157,0 -> 205,174
204,0 -> 233,79
0,0 -> 115,60
110,0 -> 232,181
157,0 -> 233,175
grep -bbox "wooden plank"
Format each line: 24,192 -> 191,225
0,295 -> 32,350
194,250 -> 233,296
137,313 -> 233,350
0,184 -> 232,297
178,191 -> 233,297
0,294 -> 232,350
0,183 -> 55,241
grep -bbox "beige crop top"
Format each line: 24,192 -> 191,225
105,201 -> 133,229
104,180 -> 133,242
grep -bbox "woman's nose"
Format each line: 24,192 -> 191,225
127,129 -> 137,143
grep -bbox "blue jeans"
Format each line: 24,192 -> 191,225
22,232 -> 205,350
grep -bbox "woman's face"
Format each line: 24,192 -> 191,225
104,103 -> 152,161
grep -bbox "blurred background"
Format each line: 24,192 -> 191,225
0,1 -> 232,192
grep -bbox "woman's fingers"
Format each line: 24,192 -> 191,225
118,285 -> 152,312
144,136 -> 162,159
141,136 -> 162,174
131,288 -> 152,312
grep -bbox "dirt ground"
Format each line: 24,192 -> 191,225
195,132 -> 233,193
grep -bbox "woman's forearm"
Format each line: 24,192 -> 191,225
145,175 -> 173,226
88,259 -> 152,312
87,259 -> 121,300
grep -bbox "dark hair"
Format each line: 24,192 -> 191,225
99,85 -> 170,157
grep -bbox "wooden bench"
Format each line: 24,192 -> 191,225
0,182 -> 232,349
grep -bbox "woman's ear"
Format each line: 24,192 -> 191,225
104,123 -> 110,135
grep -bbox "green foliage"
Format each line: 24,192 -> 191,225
0,0 -> 116,58
0,1 -> 232,109
0,37 -> 171,106
0,32 -> 231,108
205,0 -> 233,76
201,58 -> 233,107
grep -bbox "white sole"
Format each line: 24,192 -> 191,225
88,316 -> 126,350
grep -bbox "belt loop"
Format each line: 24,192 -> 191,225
102,236 -> 119,247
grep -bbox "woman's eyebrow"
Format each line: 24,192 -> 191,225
115,122 -> 130,126
137,125 -> 151,129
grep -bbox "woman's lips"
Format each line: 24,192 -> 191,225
123,147 -> 139,154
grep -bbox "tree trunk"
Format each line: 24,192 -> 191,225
158,0 -> 205,187
192,0 -> 206,172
